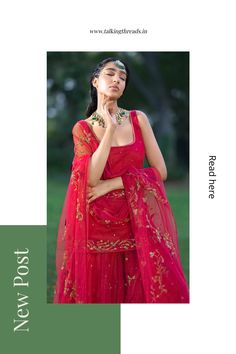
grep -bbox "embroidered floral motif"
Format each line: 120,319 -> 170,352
127,274 -> 136,286
89,208 -> 130,224
61,251 -> 67,270
163,232 -> 176,256
105,190 -> 126,198
125,171 -> 167,204
150,249 -> 168,301
74,126 -> 92,157
145,187 -> 167,204
69,285 -> 76,300
76,198 -> 83,221
87,238 -> 136,252
145,213 -> 176,256
145,214 -> 162,242
63,277 -> 73,296
70,167 -> 81,191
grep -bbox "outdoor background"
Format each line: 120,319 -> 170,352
47,52 -> 189,303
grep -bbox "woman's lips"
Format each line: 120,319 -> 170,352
109,86 -> 119,91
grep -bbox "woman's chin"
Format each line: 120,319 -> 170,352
105,92 -> 121,100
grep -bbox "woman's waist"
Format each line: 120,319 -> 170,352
102,188 -> 125,199
102,162 -> 144,179
88,191 -> 129,225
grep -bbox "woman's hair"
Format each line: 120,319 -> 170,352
85,57 -> 130,117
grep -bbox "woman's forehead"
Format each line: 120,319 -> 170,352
103,61 -> 127,74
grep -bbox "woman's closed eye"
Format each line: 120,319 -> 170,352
106,73 -> 126,81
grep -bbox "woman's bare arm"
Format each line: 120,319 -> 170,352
88,126 -> 116,186
136,110 -> 168,181
88,98 -> 121,187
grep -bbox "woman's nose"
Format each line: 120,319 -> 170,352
113,76 -> 120,83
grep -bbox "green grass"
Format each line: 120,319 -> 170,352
166,182 -> 189,286
47,173 -> 69,303
47,175 -> 189,303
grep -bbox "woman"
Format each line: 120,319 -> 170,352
53,57 -> 189,304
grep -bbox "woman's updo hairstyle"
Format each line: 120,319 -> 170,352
85,57 -> 130,118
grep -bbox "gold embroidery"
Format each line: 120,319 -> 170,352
87,238 -> 136,252
89,208 -> 130,224
70,167 -> 81,191
125,171 -> 167,204
127,274 -> 136,286
145,213 -> 176,256
61,251 -> 67,270
163,232 -> 176,256
76,198 -> 83,220
105,190 -> 126,198
63,277 -> 72,295
62,225 -> 67,241
63,277 -> 77,300
150,250 -> 168,301
145,187 -> 167,204
69,285 -> 76,300
74,128 -> 92,157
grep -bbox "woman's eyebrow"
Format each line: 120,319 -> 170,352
105,67 -> 127,75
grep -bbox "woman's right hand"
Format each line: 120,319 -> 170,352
100,95 -> 119,130
87,180 -> 111,203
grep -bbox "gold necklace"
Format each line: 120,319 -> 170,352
91,108 -> 129,128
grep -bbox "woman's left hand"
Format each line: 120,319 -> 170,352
87,180 -> 110,203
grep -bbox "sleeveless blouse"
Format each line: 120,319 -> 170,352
79,111 -> 145,253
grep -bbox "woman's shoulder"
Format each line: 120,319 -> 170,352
133,110 -> 150,128
72,119 -> 89,136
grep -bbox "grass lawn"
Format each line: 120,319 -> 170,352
165,182 -> 189,287
47,174 -> 189,303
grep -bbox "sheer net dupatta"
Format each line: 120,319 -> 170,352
122,167 -> 190,303
53,122 -> 92,304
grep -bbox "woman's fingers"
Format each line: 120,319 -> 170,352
87,188 -> 96,203
88,195 -> 96,203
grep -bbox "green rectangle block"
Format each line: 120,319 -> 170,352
0,226 -> 120,354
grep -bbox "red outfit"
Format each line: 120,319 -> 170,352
53,110 -> 189,303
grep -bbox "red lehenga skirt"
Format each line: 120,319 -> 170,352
53,117 -> 189,304
85,251 -> 145,303
85,184 -> 146,303
53,158 -> 189,304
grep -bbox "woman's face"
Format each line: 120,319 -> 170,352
93,61 -> 127,99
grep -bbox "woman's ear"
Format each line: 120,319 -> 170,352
92,78 -> 98,88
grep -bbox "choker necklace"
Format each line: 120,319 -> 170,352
91,108 -> 129,128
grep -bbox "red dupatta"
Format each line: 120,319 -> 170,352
122,166 -> 189,303
53,123 -> 92,303
53,122 -> 189,303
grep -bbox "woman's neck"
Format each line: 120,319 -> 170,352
96,98 -> 119,115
